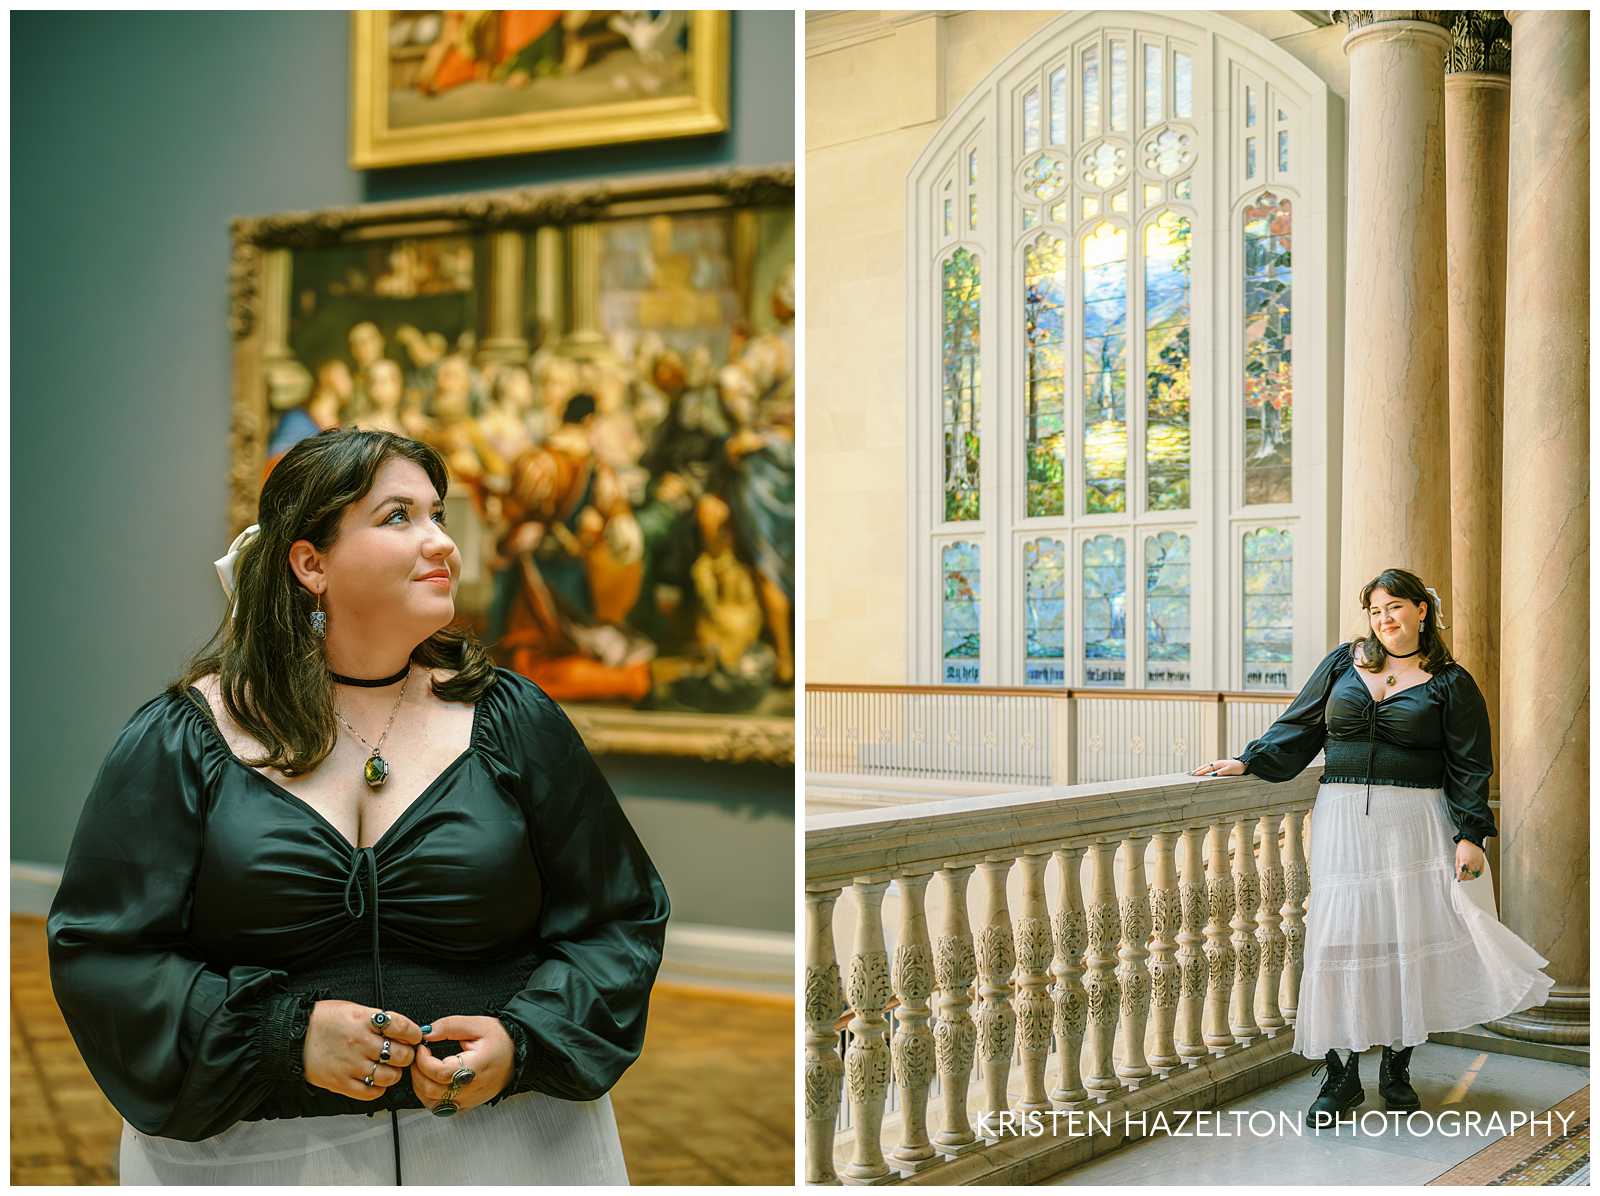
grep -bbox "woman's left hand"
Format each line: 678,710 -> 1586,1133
411,1015 -> 515,1114
1455,840 -> 1487,882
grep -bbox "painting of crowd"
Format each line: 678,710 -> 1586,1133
264,266 -> 794,714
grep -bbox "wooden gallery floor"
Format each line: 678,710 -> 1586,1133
11,916 -> 793,1185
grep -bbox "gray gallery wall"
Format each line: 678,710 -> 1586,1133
11,11 -> 796,933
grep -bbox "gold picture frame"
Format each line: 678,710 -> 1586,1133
351,10 -> 731,169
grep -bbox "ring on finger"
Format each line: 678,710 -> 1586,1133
363,1066 -> 378,1088
370,1010 -> 391,1030
380,1039 -> 392,1063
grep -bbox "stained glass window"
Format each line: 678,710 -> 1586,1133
1243,193 -> 1292,504
1024,537 -> 1066,686
1110,42 -> 1128,132
1082,195 -> 1100,220
1144,44 -> 1163,126
1246,137 -> 1257,177
1023,155 -> 1069,203
1083,46 -> 1101,137
1173,177 -> 1192,201
1083,222 -> 1128,513
969,193 -> 978,230
1246,86 -> 1257,128
1083,534 -> 1127,685
942,248 -> 982,521
1050,67 -> 1067,145
1144,183 -> 1163,206
1022,207 -> 1039,230
1145,531 -> 1191,685
1024,235 -> 1067,517
942,542 -> 981,684
1174,51 -> 1193,118
1024,87 -> 1042,153
943,195 -> 954,238
968,149 -> 977,187
1278,130 -> 1289,173
1145,211 -> 1192,511
1242,528 -> 1292,689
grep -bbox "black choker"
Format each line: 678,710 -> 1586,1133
1386,645 -> 1422,658
329,663 -> 413,687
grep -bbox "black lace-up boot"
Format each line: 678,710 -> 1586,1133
1305,1048 -> 1365,1127
1379,1044 -> 1421,1112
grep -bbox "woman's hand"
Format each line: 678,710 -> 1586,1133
411,1015 -> 515,1115
303,1002 -> 424,1100
1455,839 -> 1487,881
1192,758 -> 1247,777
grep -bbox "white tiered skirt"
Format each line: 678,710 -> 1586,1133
117,1089 -> 629,1185
1292,781 -> 1555,1059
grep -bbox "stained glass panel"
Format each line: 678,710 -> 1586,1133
1050,67 -> 1068,145
1082,195 -> 1100,220
1174,51 -> 1193,118
1145,211 -> 1192,511
1145,531 -> 1192,685
1049,201 -> 1068,223
969,193 -> 978,230
1024,87 -> 1042,153
1278,130 -> 1289,173
1111,188 -> 1129,214
1144,43 -> 1163,126
1150,127 -> 1189,177
969,149 -> 978,187
1242,528 -> 1292,689
1246,137 -> 1257,177
1023,155 -> 1069,203
1022,207 -> 1039,230
1243,194 -> 1293,504
942,542 -> 982,684
1082,222 -> 1128,514
1083,46 -> 1101,137
942,248 -> 982,521
944,196 -> 954,237
1024,537 -> 1066,686
1111,42 -> 1128,132
1173,176 -> 1192,201
1144,183 -> 1163,206
1024,235 -> 1068,517
1083,534 -> 1127,685
1246,86 -> 1257,128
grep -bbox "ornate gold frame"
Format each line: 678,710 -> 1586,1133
350,11 -> 731,169
226,163 -> 795,762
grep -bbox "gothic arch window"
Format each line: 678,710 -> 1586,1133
908,13 -> 1331,690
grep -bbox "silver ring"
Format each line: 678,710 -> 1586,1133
363,1067 -> 377,1087
370,1010 -> 390,1030
380,1039 -> 391,1063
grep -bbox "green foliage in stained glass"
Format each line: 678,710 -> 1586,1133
1145,211 -> 1192,511
942,542 -> 981,675
1242,194 -> 1293,505
1083,223 -> 1128,514
941,249 -> 982,521
1242,528 -> 1293,673
1023,235 -> 1067,517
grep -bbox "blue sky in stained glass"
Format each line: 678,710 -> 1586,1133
1083,535 -> 1127,658
1144,44 -> 1162,125
1024,538 -> 1066,660
1050,67 -> 1067,144
942,542 -> 981,660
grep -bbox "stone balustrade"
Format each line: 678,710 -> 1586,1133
803,768 -> 1320,1184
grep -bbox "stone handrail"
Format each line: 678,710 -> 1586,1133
803,767 -> 1321,1184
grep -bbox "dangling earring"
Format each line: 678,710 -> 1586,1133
310,591 -> 327,638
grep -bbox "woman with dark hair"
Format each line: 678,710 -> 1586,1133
46,427 -> 669,1184
1191,567 -> 1552,1127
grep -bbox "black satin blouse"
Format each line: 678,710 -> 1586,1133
46,665 -> 670,1153
1234,641 -> 1497,849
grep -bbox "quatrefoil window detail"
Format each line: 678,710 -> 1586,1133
1020,154 -> 1069,203
1143,126 -> 1194,178
1078,141 -> 1128,190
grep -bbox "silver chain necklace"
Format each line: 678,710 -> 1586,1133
333,667 -> 411,789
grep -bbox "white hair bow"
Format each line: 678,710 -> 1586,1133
214,523 -> 261,618
1424,584 -> 1447,629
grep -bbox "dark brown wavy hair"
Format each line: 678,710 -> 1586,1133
1351,566 -> 1455,676
166,428 -> 498,774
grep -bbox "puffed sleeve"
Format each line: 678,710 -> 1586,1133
46,693 -> 321,1140
484,672 -> 670,1104
1438,666 -> 1498,849
1235,642 -> 1353,782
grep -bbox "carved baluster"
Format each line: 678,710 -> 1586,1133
1048,846 -> 1088,1103
1229,818 -> 1262,1040
1115,835 -> 1153,1082
1173,826 -> 1207,1058
842,880 -> 892,1182
1280,809 -> 1309,1021
1081,842 -> 1122,1093
1146,830 -> 1182,1069
932,865 -> 980,1155
804,888 -> 845,1184
1013,853 -> 1053,1113
1255,814 -> 1287,1030
889,873 -> 937,1173
975,858 -> 1017,1134
1202,821 -> 1237,1050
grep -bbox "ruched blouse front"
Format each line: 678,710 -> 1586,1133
45,665 -> 670,1145
1235,641 -> 1498,849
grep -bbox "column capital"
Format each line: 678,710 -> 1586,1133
1333,10 -> 1454,34
1447,11 -> 1512,74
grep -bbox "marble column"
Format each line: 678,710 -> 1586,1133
1488,8 -> 1589,1046
1335,12 -> 1454,611
1444,15 -> 1510,791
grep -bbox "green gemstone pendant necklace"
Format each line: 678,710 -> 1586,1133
333,667 -> 411,789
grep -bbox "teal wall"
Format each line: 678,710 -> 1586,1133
10,12 -> 795,933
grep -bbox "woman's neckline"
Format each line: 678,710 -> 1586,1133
1346,643 -> 1445,704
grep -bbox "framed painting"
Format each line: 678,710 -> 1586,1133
228,165 -> 795,762
351,10 -> 731,169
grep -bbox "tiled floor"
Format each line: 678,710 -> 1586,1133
1041,1042 -> 1589,1185
12,916 -> 792,1186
